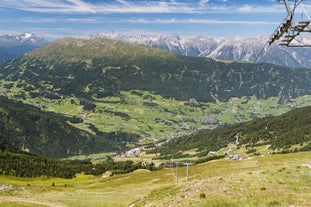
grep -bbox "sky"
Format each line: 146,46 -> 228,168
0,0 -> 309,40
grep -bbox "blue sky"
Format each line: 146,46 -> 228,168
0,0 -> 308,40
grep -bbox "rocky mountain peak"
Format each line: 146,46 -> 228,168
92,32 -> 311,68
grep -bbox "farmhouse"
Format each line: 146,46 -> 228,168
124,147 -> 142,157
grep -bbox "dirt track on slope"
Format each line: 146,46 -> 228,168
0,196 -> 65,207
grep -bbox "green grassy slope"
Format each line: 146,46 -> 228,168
0,152 -> 310,207
0,96 -> 139,158
2,80 -> 311,158
1,38 -> 311,103
1,37 -> 311,157
152,106 -> 311,158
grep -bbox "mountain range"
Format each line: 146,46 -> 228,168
1,37 -> 311,158
2,37 -> 311,103
93,32 -> 311,68
1,32 -> 311,69
0,32 -> 48,65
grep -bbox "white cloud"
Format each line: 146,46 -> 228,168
126,18 -> 279,25
236,5 -> 282,13
0,0 -> 95,13
18,15 -> 279,26
199,0 -> 209,7
22,17 -> 58,23
0,0 -> 284,14
0,0 -> 198,14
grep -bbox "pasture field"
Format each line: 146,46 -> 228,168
2,81 -> 311,143
1,152 -> 311,206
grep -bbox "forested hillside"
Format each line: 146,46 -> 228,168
0,134 -> 156,178
152,106 -> 311,158
1,37 -> 311,158
0,96 -> 139,158
1,38 -> 311,103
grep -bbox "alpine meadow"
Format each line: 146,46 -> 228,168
0,35 -> 311,206
1,0 -> 311,206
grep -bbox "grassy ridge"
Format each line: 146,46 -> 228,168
2,38 -> 311,103
0,152 -> 311,206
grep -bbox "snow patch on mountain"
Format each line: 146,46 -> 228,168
0,33 -> 48,64
93,32 -> 311,68
0,32 -> 47,45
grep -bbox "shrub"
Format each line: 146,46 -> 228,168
260,187 -> 266,191
199,192 -> 206,199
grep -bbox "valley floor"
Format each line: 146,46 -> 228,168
1,152 -> 311,207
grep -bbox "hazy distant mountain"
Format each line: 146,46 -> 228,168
0,32 -> 48,64
93,32 -> 311,68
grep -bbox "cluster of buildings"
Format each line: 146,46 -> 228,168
119,147 -> 142,158
225,154 -> 248,160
